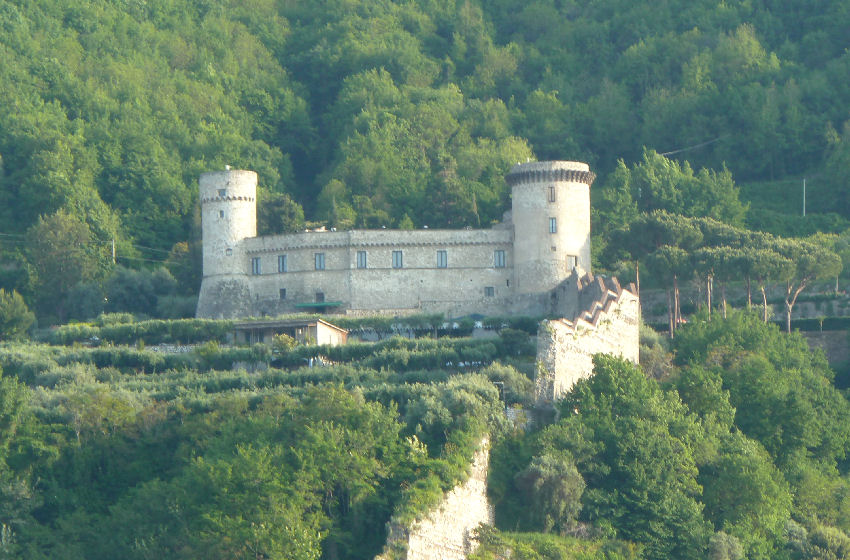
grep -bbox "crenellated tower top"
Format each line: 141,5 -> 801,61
506,161 -> 596,188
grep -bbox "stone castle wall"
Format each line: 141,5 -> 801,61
241,228 -> 517,316
536,274 -> 640,405
376,439 -> 493,560
801,331 -> 850,366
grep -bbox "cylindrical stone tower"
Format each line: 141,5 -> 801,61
507,161 -> 595,294
196,169 -> 257,318
199,169 -> 257,278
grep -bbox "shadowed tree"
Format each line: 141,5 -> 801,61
257,190 -> 306,234
513,451 -> 585,535
0,290 -> 34,340
25,210 -> 108,322
700,432 -> 791,559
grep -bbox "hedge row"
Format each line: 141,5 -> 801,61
272,336 -> 513,371
647,317 -> 850,333
39,313 -> 544,348
41,319 -> 234,346
776,317 -> 850,332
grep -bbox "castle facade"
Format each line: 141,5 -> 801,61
196,161 -> 601,319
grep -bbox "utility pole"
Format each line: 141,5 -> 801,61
803,178 -> 806,216
111,239 -> 116,264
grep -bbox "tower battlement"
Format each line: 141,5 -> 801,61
505,160 -> 596,187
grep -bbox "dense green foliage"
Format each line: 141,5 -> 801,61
0,323 -> 534,558
2,0 -> 850,323
3,0 -> 850,556
0,289 -> 34,341
470,525 -> 641,560
488,311 -> 850,560
5,310 -> 850,559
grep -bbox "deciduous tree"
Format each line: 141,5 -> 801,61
772,239 -> 841,332
25,210 -> 107,322
0,290 -> 34,340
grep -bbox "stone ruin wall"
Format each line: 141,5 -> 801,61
536,274 -> 640,405
376,439 -> 493,560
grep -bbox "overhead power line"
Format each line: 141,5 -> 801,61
130,244 -> 174,255
660,135 -> 728,157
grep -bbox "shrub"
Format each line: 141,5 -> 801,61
96,312 -> 135,326
42,318 -> 233,346
272,333 -> 297,352
499,328 -> 535,356
0,289 -> 35,340
65,282 -> 105,321
154,295 -> 198,319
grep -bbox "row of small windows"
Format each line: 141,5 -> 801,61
280,286 -> 494,300
251,250 -> 509,274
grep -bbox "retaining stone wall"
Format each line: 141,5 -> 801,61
376,439 -> 493,560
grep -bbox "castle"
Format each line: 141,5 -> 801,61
195,160 -> 640,403
199,161 -> 600,318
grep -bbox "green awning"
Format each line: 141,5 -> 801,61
294,301 -> 344,308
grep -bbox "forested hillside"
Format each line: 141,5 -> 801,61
483,312 -> 850,560
3,2 -> 850,559
0,315 -> 538,559
0,311 -> 849,559
2,0 -> 850,256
